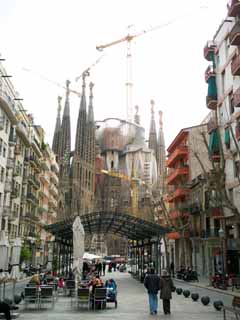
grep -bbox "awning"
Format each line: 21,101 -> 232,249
207,77 -> 217,99
45,211 -> 170,242
209,129 -> 220,155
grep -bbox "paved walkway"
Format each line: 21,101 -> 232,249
18,272 -> 224,320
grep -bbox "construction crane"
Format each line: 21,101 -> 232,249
22,54 -> 105,97
96,6 -> 208,123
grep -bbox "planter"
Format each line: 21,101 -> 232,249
201,296 -> 210,306
176,288 -> 183,295
213,300 -> 223,311
183,290 -> 190,298
191,293 -> 199,301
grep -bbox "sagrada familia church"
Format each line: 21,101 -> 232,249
52,73 -> 166,255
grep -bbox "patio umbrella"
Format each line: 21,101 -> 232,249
10,238 -> 21,304
83,252 -> 102,260
72,216 -> 85,277
0,231 -> 10,299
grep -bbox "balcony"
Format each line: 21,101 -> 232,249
3,206 -> 11,217
4,180 -> 12,193
211,207 -> 224,218
16,122 -> 30,147
167,146 -> 188,168
49,184 -> 58,197
167,231 -> 181,240
166,167 -> 189,185
205,65 -> 215,83
8,133 -> 16,146
227,0 -> 240,17
0,89 -> 18,124
206,77 -> 217,110
27,192 -> 38,205
38,206 -> 46,214
204,41 -> 216,61
25,212 -> 39,223
28,175 -> 40,189
39,173 -> 50,185
14,144 -> 21,156
0,117 -> 5,131
41,159 -> 50,171
236,123 -> 240,140
168,188 -> 190,203
11,188 -> 19,198
13,166 -> 21,177
9,210 -> 18,221
169,210 -> 181,220
50,172 -> 59,185
6,157 -> 14,169
231,53 -> 240,76
233,87 -> 240,108
201,228 -> 219,239
51,162 -> 59,174
230,21 -> 240,46
207,117 -> 218,133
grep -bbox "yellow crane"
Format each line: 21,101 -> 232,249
96,6 -> 208,123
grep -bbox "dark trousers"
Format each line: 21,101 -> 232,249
162,299 -> 170,314
0,302 -> 11,320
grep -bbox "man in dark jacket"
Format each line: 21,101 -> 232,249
144,268 -> 160,315
159,269 -> 175,314
0,301 -> 11,320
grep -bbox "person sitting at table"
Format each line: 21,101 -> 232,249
105,279 -> 117,300
29,274 -> 40,286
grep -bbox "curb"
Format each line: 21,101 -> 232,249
175,279 -> 240,297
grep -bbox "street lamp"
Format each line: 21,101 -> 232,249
218,228 -> 225,275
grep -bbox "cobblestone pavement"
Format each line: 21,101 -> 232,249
14,272 -> 230,320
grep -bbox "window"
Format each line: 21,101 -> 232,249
221,71 -> 225,96
234,160 -> 240,177
0,139 -> 3,155
229,95 -> 234,115
5,119 -> 9,134
1,167 -> 4,182
3,144 -> 6,158
229,188 -> 234,203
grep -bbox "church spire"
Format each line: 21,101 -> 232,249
134,105 -> 140,125
148,99 -> 158,158
88,82 -> 94,123
158,110 -> 166,195
59,80 -> 71,160
52,96 -> 62,159
75,71 -> 88,157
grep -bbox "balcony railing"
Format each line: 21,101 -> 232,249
167,146 -> 188,168
27,192 -> 38,205
3,206 -> 11,217
230,21 -> 240,46
201,229 -> 219,238
206,77 -> 218,110
233,87 -> 240,108
236,124 -> 240,140
207,117 -> 218,133
0,89 -> 18,124
232,53 -> 240,76
168,187 -> 190,202
228,0 -> 240,17
25,212 -> 39,222
166,167 -> 189,185
6,158 -> 14,169
4,180 -> 12,193
16,122 -> 30,147
205,65 -> 215,83
203,41 -> 216,61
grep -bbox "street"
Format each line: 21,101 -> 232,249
6,272 -> 232,320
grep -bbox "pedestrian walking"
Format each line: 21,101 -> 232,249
102,260 -> 106,276
159,269 -> 175,315
170,261 -> 175,277
144,268 -> 160,315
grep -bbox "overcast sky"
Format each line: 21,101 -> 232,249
0,0 -> 227,149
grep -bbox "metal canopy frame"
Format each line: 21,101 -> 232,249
45,211 -> 169,241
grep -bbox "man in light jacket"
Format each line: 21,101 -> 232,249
144,268 -> 160,315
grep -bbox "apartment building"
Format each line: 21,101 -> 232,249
0,60 -> 59,266
203,0 -> 240,275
